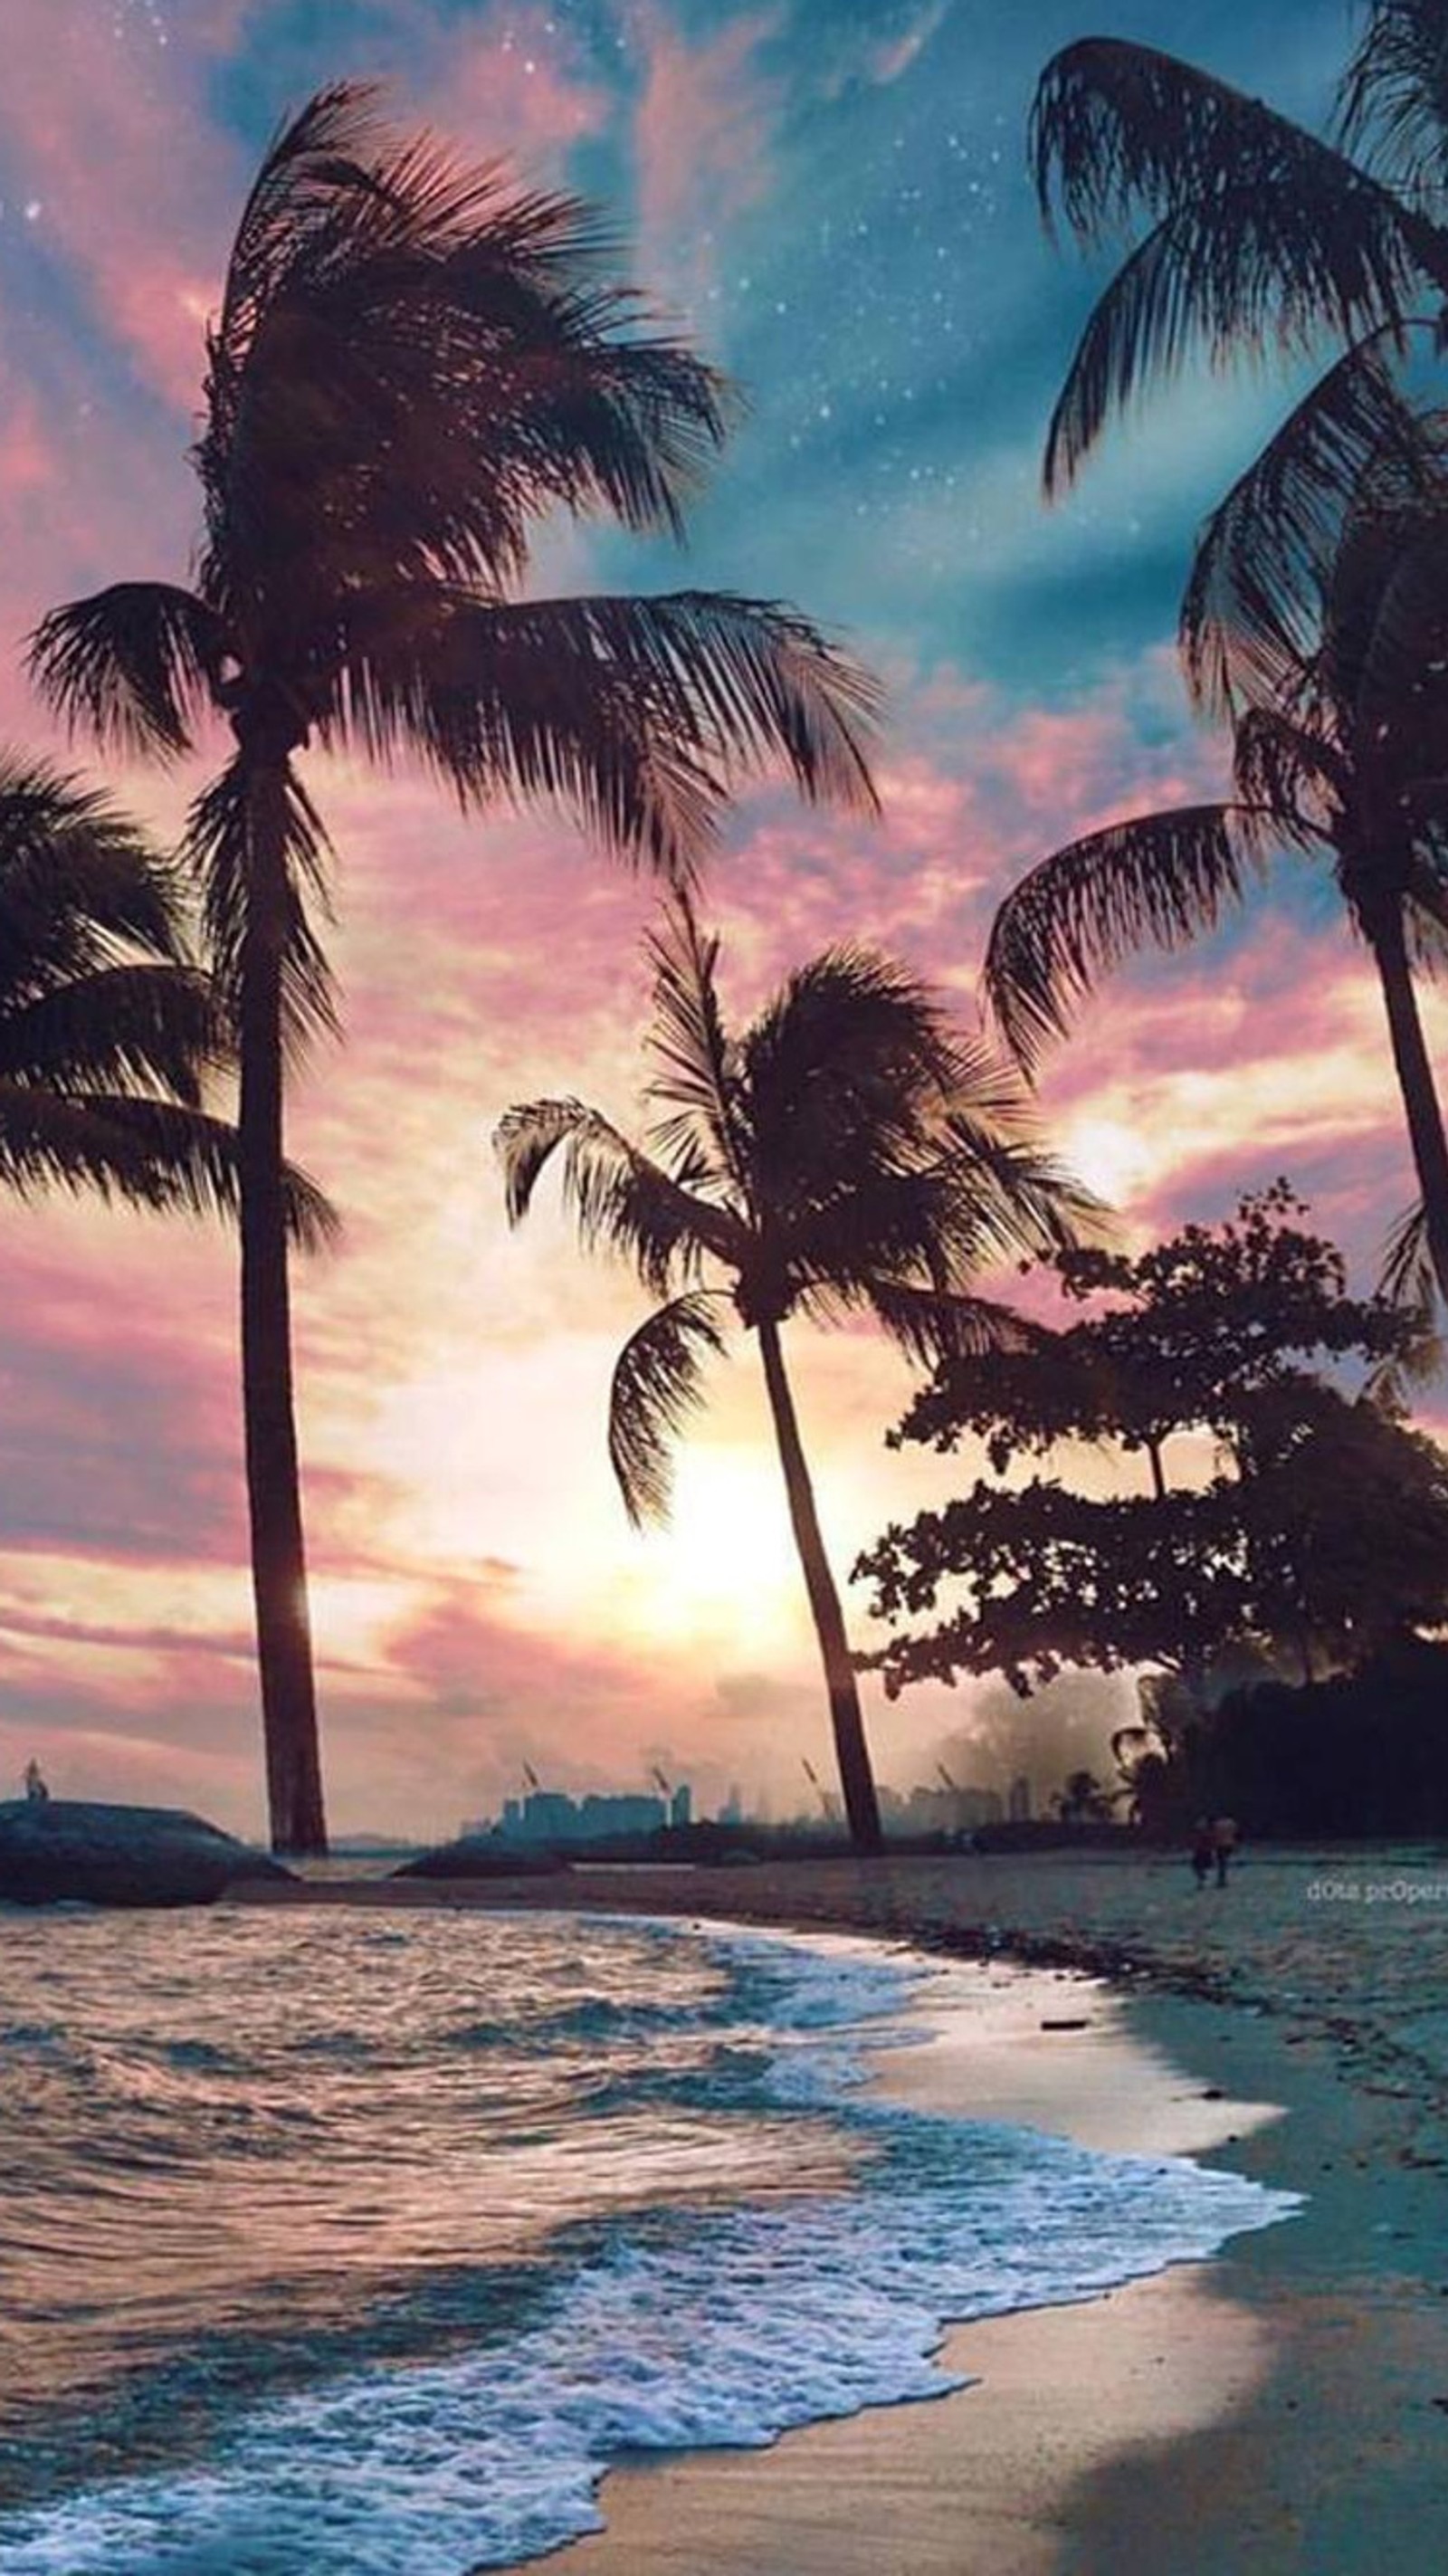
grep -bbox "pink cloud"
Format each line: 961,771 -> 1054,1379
426,5 -> 611,170
0,5 -> 243,409
0,0 -> 1434,1840
0,629 -> 1427,1840
632,5 -> 783,315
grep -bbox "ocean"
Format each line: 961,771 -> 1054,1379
0,1905 -> 1294,2574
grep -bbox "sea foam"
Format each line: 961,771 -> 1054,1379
0,1919 -> 1297,2575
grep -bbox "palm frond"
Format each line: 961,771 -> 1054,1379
201,84 -> 734,600
1379,1195 -> 1440,1311
0,758 -> 186,974
778,1169 -> 986,1309
855,1280 -> 1051,1368
1370,1197 -> 1443,1400
183,754 -> 338,1064
1327,473 -> 1448,735
932,1126 -> 1113,1264
607,1290 -> 730,1526
1181,334 -> 1428,714
204,82 -> 395,425
1405,857 -> 1448,974
1231,707 -> 1343,846
324,589 -> 880,873
740,945 -> 976,1210
1338,0 -> 1448,198
984,805 -> 1262,1066
0,964 -> 224,1106
29,585 -> 226,759
643,897 -> 749,1192
494,1095 -> 742,1292
0,1087 -> 335,1245
1033,39 -> 1444,490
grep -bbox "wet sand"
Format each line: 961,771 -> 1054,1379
234,1850 -> 1448,2570
541,1961 -> 1279,2576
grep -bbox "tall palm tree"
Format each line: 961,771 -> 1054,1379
0,752 -> 329,1239
985,399 -> 1448,1304
496,904 -> 1098,1853
29,87 -> 880,1854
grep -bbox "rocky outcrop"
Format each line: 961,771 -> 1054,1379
0,1801 -> 292,1908
393,1837 -> 567,1881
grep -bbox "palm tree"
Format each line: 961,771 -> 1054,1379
496,903 -> 1098,1853
0,751 -> 330,1241
985,400 -> 1448,1305
1031,7 -> 1448,505
29,88 -> 880,1853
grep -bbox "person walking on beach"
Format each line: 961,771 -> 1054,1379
1211,1815 -> 1238,1888
22,1757 -> 49,1804
1190,1818 -> 1214,1890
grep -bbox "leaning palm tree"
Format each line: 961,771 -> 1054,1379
0,752 -> 329,1249
30,87 -> 879,1853
1031,5 -> 1448,509
496,904 -> 1099,1853
1031,11 -> 1448,900
985,399 -> 1448,1304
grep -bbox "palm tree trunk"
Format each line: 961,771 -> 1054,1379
755,1317 -> 883,1855
1368,902 -> 1448,1306
238,751 -> 327,1856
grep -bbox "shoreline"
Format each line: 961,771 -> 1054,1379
234,1852 -> 1448,2569
538,1939 -> 1284,2576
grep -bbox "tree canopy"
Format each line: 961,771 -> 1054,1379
857,1188 -> 1448,1702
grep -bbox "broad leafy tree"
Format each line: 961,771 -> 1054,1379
497,903 -> 1097,1852
859,1189 -> 1446,1702
31,89 -> 879,1852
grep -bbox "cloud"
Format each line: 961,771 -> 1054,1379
821,1 -> 953,96
0,1 -> 1435,1840
631,5 -> 783,315
4,634 -> 1422,1833
429,5 -> 611,169
0,4 -> 243,409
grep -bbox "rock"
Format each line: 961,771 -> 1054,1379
392,1838 -> 567,1881
0,1800 -> 291,1909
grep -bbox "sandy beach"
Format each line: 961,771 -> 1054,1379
235,1846 -> 1448,2570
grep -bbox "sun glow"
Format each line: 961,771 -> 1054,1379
307,1575 -> 425,1676
605,1448 -> 805,1655
1061,1113 -> 1159,1206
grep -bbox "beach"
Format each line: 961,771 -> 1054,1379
238,1846 -> 1448,2570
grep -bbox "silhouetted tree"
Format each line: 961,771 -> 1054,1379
987,398 -> 1448,1305
1053,1769 -> 1119,1825
0,754 -> 329,1236
31,89 -> 879,1852
1020,15 -> 1448,1302
860,1190 -> 1448,1702
497,902 -> 1098,1852
1031,9 -> 1448,502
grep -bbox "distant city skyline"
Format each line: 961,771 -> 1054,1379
457,1766 -> 1034,1843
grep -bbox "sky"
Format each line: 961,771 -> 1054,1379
0,0 -> 1439,1839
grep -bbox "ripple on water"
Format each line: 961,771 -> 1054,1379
0,1911 -> 1299,2573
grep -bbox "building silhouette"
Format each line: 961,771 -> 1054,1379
480,1785 -> 696,1846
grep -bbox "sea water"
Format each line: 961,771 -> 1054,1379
0,1905 -> 1295,2573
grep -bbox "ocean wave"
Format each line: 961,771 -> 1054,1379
0,1921 -> 1298,2576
